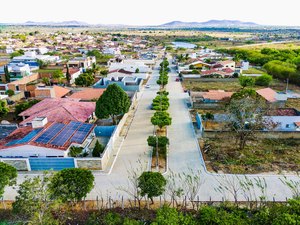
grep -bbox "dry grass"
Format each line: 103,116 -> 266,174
202,137 -> 300,174
183,78 -> 300,93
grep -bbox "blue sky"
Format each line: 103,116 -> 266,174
0,0 -> 299,26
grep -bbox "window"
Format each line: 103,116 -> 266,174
15,85 -> 19,91
286,124 -> 291,128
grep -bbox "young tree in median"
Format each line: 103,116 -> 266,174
151,111 -> 172,130
49,168 -> 94,203
96,84 -> 130,125
0,162 -> 17,200
138,171 -> 166,204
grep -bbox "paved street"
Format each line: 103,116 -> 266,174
4,61 -> 299,202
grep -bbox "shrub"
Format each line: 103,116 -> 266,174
6,90 -> 14,97
255,74 -> 273,86
92,140 -> 105,157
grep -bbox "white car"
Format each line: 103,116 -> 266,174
145,85 -> 150,88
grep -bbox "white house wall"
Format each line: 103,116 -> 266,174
0,145 -> 67,158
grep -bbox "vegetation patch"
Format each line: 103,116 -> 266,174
202,137 -> 300,174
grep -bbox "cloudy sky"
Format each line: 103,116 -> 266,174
1,0 -> 299,26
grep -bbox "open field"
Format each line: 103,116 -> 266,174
231,41 -> 300,50
182,78 -> 300,93
201,137 -> 300,174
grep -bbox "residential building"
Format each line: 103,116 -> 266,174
19,98 -> 95,126
69,88 -> 106,101
93,76 -> 143,92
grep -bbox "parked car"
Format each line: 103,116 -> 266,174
175,78 -> 180,82
145,85 -> 150,88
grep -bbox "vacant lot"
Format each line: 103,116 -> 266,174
183,78 -> 300,93
201,137 -> 300,174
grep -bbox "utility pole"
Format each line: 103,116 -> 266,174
285,78 -> 289,94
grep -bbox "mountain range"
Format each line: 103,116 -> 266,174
160,20 -> 259,27
0,19 -> 260,28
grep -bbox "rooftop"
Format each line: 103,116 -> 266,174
69,88 -> 105,101
19,98 -> 95,126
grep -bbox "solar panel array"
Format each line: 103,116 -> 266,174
50,122 -> 82,146
34,123 -> 65,144
6,128 -> 43,146
70,123 -> 94,144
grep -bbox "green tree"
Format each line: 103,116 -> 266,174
239,76 -> 255,88
68,146 -> 83,157
5,89 -> 14,97
0,100 -> 9,117
75,73 -> 94,87
147,136 -> 169,155
151,111 -> 172,129
95,84 -> 130,125
255,74 -> 273,86
52,70 -> 64,79
135,68 -> 140,73
15,99 -> 40,116
9,51 -> 23,59
92,140 -> 105,157
42,77 -> 50,86
138,171 -> 166,204
0,162 -> 17,199
65,64 -> 71,84
3,65 -> 10,83
227,90 -> 270,149
49,168 -> 94,203
12,173 -> 59,225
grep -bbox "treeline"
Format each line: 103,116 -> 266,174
174,35 -> 216,43
219,48 -> 300,85
2,200 -> 300,224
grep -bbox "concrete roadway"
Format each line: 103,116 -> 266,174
4,61 -> 299,202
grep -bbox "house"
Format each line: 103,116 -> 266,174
10,52 -> 60,71
33,85 -> 71,99
190,90 -> 234,109
69,88 -> 106,101
108,68 -> 149,80
264,116 -> 300,131
68,56 -> 96,70
19,98 -> 95,126
62,67 -> 81,84
94,76 -> 143,92
0,119 -> 95,158
256,88 -> 288,107
188,60 -> 212,69
0,63 -> 31,83
213,60 -> 236,70
109,61 -> 152,73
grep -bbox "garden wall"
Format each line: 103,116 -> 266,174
0,158 -> 30,171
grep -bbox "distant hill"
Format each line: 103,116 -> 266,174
24,20 -> 90,26
160,20 -> 259,27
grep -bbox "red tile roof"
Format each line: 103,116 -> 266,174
203,90 -> 234,101
69,88 -> 105,101
19,98 -> 95,126
256,88 -> 277,103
